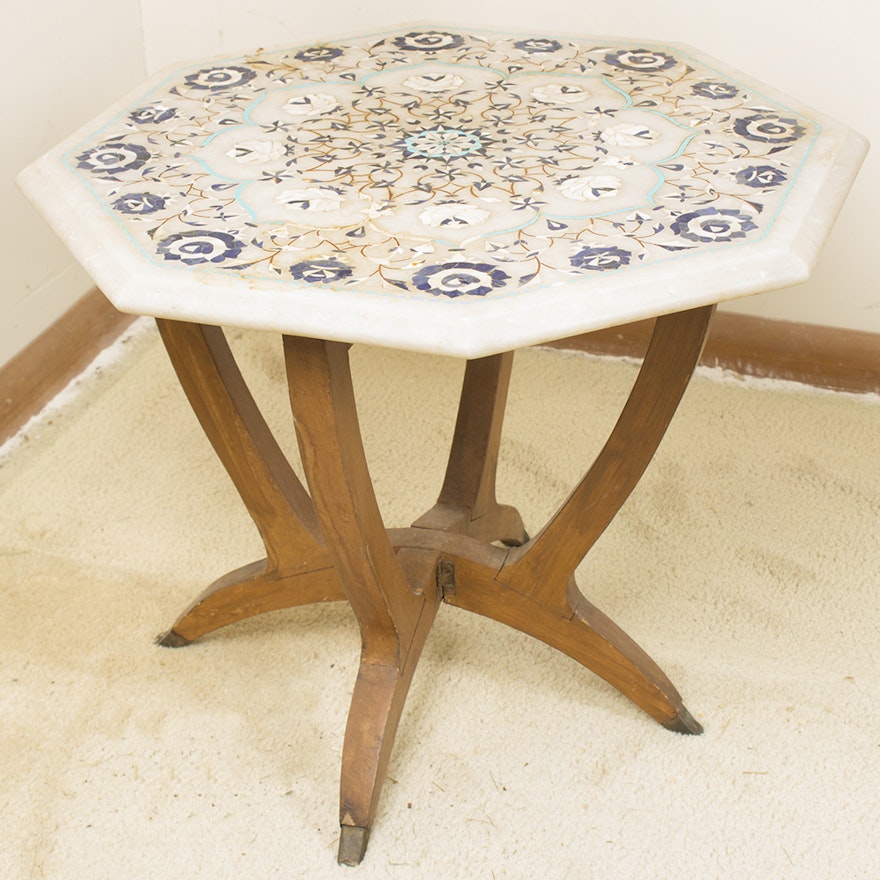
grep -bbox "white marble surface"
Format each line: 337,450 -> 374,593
17,27 -> 868,357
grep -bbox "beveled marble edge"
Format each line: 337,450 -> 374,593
16,27 -> 870,359
774,127 -> 869,272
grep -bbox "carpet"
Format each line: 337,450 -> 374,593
1,321 -> 878,879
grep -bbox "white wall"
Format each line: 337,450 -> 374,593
6,1 -> 878,371
2,0 -> 146,367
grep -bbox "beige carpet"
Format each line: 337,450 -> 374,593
1,321 -> 878,879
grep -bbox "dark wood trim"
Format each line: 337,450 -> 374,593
0,288 -> 137,446
547,311 -> 880,395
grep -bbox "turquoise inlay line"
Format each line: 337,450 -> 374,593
662,132 -> 697,160
639,132 -> 698,210
56,165 -> 168,268
200,125 -> 249,146
644,166 -> 665,207
235,184 -> 258,222
243,90 -> 267,124
601,76 -> 633,109
192,155 -> 244,182
755,121 -> 824,241
62,68 -> 183,165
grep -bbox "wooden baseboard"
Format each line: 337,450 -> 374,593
547,311 -> 880,395
0,288 -> 137,446
1,294 -> 877,449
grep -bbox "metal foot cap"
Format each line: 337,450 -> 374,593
662,704 -> 704,735
338,825 -> 370,866
155,629 -> 191,648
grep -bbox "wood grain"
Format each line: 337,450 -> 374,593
0,288 -> 136,446
283,336 -> 442,859
155,321 -> 340,645
548,311 -> 880,394
503,306 -> 715,611
412,351 -> 527,546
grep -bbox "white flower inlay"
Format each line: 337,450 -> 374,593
403,73 -> 465,93
556,175 -> 621,201
531,84 -> 590,104
600,155 -> 635,169
599,124 -> 659,147
283,94 -> 339,116
362,200 -> 393,219
225,140 -> 286,164
419,203 -> 490,227
276,186 -> 346,212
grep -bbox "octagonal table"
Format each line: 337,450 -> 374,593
18,27 -> 867,865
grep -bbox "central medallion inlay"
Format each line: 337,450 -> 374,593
403,127 -> 484,159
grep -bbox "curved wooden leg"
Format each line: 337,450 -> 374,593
155,321 -> 341,645
453,307 -> 715,731
445,568 -> 702,732
155,559 -> 344,646
412,352 -> 528,546
284,336 -> 441,865
501,306 -> 715,605
337,550 -> 440,865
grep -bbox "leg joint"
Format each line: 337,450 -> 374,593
436,557 -> 457,598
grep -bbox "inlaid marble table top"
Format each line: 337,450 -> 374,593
19,27 -> 867,356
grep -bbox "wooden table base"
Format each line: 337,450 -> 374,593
155,305 -> 714,865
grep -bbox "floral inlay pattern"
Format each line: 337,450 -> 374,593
67,28 -> 818,301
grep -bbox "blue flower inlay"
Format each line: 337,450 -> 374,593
76,143 -> 150,176
570,246 -> 632,271
157,231 -> 245,265
692,82 -> 739,100
514,38 -> 563,53
736,165 -> 788,188
605,49 -> 677,72
129,106 -> 177,125
734,114 -> 806,144
413,262 -> 510,297
290,258 -> 353,283
671,208 -> 758,243
112,193 -> 167,215
294,46 -> 344,62
183,66 -> 257,91
392,32 -> 465,52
